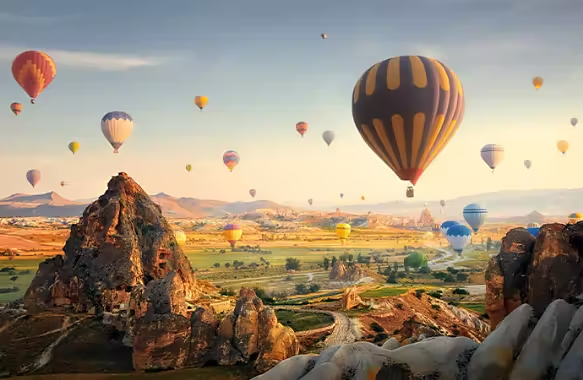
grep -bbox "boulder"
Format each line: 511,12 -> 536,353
341,286 -> 364,310
329,261 -> 366,282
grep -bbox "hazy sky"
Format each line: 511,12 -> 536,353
0,0 -> 582,205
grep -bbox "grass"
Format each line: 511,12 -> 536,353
0,259 -> 43,302
461,303 -> 486,314
19,367 -> 251,380
359,286 -> 408,298
275,310 -> 334,332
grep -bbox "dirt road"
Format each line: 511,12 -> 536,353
274,306 -> 358,347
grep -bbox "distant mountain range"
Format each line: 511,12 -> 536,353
0,187 -> 581,219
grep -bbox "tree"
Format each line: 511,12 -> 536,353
393,262 -> 399,272
285,257 -> 301,271
9,276 -> 18,282
397,272 -> 407,279
418,265 -> 431,274
444,274 -> 456,283
486,237 -> 492,251
224,262 -> 231,268
403,251 -> 428,270
456,273 -> 469,283
386,273 -> 398,283
446,266 -> 459,275
309,283 -> 321,293
295,283 -> 308,294
331,256 -> 338,268
323,257 -> 330,270
348,253 -> 354,262
433,271 -> 447,281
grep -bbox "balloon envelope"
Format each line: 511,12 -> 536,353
26,169 -> 41,187
10,102 -> 22,115
524,160 -> 532,169
249,189 -> 256,198
174,230 -> 187,246
194,96 -> 208,110
463,203 -> 487,232
446,224 -> 472,253
440,200 -> 446,208
185,164 -> 192,172
308,198 -> 313,206
296,122 -> 308,137
101,111 -> 133,153
526,227 -> 540,237
532,76 -> 543,89
68,141 -> 80,154
336,223 -> 351,242
568,213 -> 583,223
351,55 -> 465,186
526,222 -> 540,228
12,51 -> 56,102
557,140 -> 569,154
223,224 -> 242,247
322,130 -> 335,146
223,150 -> 240,171
481,144 -> 504,170
440,220 -> 460,237
571,118 -> 578,127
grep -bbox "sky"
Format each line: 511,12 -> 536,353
0,0 -> 582,206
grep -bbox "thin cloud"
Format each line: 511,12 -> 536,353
0,12 -> 56,24
0,44 -> 165,71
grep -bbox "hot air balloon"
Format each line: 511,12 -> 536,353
424,203 -> 428,207
557,140 -> 569,154
174,230 -> 187,246
524,160 -> 532,169
336,223 -> 351,245
440,200 -> 446,208
185,164 -> 192,172
336,208 -> 340,213
296,121 -> 308,137
321,33 -> 327,39
527,222 -> 540,228
406,186 -> 414,198
10,102 -> 22,116
568,213 -> 583,224
68,141 -> 80,154
526,227 -> 540,237
532,76 -> 543,90
60,181 -> 66,187
423,231 -> 434,240
463,203 -> 488,232
446,224 -> 472,254
223,150 -> 240,172
322,131 -> 335,146
440,220 -> 460,238
340,193 -> 344,199
249,189 -> 256,198
223,223 -> 242,249
481,144 -> 504,171
26,169 -> 40,188
12,51 -> 56,104
351,56 -> 464,187
101,112 -> 133,153
194,96 -> 208,111
308,198 -> 313,206
571,118 -> 578,127
361,196 -> 365,201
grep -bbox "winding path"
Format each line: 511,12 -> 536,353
274,306 -> 358,347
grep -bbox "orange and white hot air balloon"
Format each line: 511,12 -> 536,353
557,140 -> 569,154
12,51 -> 56,104
194,96 -> 208,111
10,102 -> 22,116
532,76 -> 543,90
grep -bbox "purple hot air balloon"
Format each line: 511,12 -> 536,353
26,169 -> 41,187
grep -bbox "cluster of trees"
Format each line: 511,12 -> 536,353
213,256 -> 272,270
295,283 -> 321,294
321,251 -> 373,270
432,267 -> 469,283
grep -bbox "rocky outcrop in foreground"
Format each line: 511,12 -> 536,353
329,261 -> 366,282
5,173 -> 297,375
255,298 -> 583,379
485,223 -> 583,329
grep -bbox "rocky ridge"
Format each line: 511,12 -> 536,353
329,260 -> 367,282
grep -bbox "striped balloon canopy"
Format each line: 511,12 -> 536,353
480,144 -> 504,171
463,203 -> 488,232
351,55 -> 465,186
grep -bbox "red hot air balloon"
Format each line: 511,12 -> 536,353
296,121 -> 308,137
10,102 -> 22,116
12,51 -> 56,104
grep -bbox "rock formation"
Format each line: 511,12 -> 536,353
8,173 -> 298,375
255,299 -> 583,380
485,223 -> 583,328
341,286 -> 364,310
329,260 -> 366,282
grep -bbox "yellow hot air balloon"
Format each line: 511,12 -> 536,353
557,140 -> 569,154
336,223 -> 351,245
568,213 -> 583,224
194,96 -> 208,111
174,229 -> 187,245
361,196 -> 365,201
186,164 -> 192,172
223,223 -> 243,250
532,76 -> 543,90
68,141 -> 80,154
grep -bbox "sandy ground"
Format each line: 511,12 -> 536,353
0,234 -> 44,250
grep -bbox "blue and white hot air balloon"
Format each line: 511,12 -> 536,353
446,224 -> 472,253
526,227 -> 540,237
440,220 -> 460,237
101,111 -> 134,153
463,203 -> 488,232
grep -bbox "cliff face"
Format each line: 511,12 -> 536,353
329,261 -> 367,282
24,172 -> 198,313
485,223 -> 583,329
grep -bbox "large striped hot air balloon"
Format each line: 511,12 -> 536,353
446,224 -> 472,254
223,223 -> 242,249
440,220 -> 460,238
351,55 -> 465,187
463,203 -> 488,232
101,112 -> 134,153
223,150 -> 240,172
336,223 -> 351,245
527,222 -> 540,228
26,169 -> 41,188
481,144 -> 504,171
12,51 -> 56,104
568,213 -> 583,224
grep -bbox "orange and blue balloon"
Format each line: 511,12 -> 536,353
223,150 -> 240,172
12,51 -> 56,104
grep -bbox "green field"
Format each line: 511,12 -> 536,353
460,303 -> 486,314
359,286 -> 408,298
275,310 -> 334,331
0,258 -> 42,302
19,367 -> 251,380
